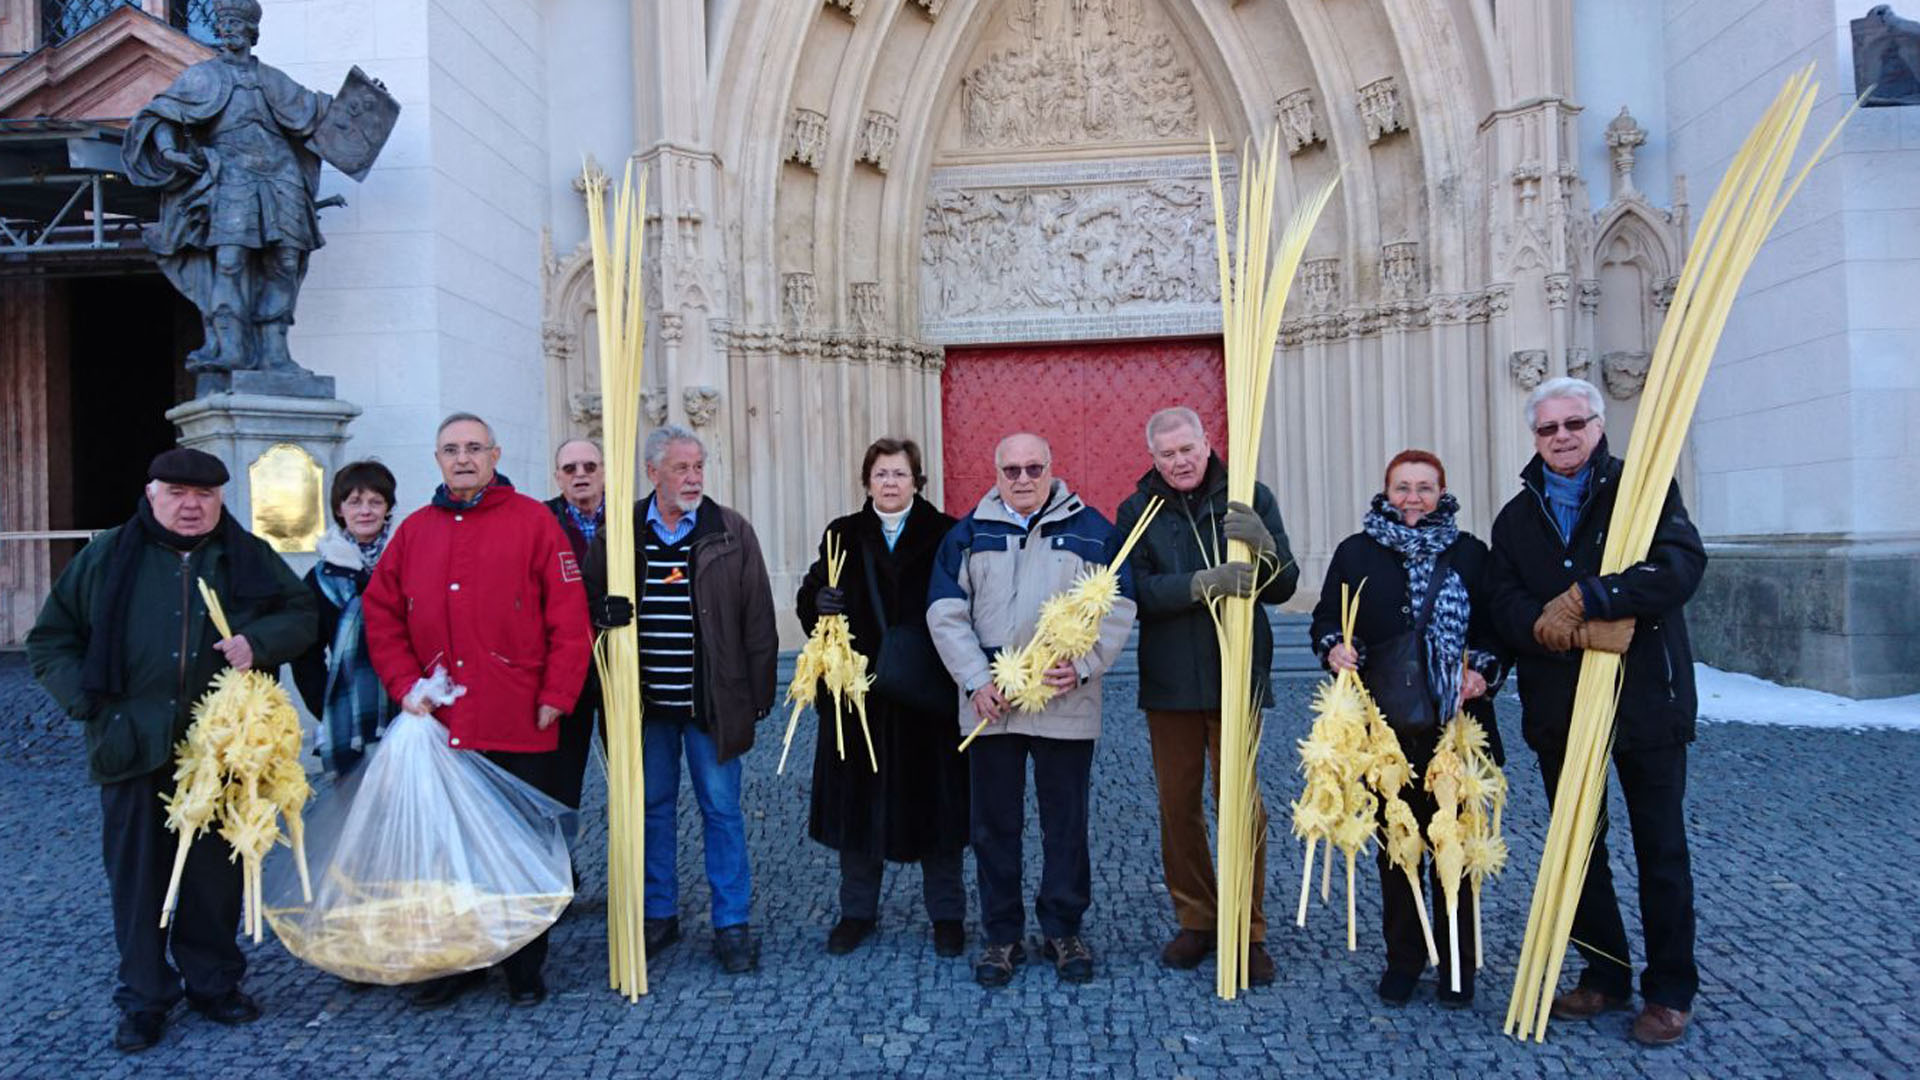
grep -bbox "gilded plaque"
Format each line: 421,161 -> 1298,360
249,443 -> 326,553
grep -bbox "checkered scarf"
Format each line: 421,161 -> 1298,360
1363,493 -> 1470,718
312,525 -> 393,772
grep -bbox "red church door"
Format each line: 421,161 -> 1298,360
939,339 -> 1227,519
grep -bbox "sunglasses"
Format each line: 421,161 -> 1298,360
559,461 -> 600,476
999,463 -> 1047,481
1533,414 -> 1597,439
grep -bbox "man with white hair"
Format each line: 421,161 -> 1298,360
29,447 -> 315,1052
594,425 -> 777,974
1484,376 -> 1707,1046
1112,406 -> 1297,987
927,432 -> 1137,988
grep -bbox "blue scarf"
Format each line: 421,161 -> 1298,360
1541,463 -> 1590,543
312,524 -> 393,774
1362,493 -> 1471,719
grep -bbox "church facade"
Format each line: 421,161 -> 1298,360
1,0 -> 1914,696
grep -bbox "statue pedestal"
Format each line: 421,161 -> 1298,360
193,369 -> 338,400
165,392 -> 362,566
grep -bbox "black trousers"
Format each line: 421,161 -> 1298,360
552,679 -> 600,845
1377,784 -> 1478,996
838,848 -> 966,922
969,734 -> 1095,945
483,746 -> 576,983
101,768 -> 245,1015
1537,739 -> 1698,1010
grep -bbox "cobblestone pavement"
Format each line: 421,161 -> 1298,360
2,652 -> 1915,1079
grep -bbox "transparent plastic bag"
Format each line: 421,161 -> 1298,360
263,670 -> 574,984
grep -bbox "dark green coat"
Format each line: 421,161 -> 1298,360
27,519 -> 317,785
1113,455 -> 1299,711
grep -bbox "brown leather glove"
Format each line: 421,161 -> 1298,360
1573,617 -> 1636,654
1532,584 -> 1585,652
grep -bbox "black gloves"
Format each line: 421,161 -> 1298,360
1223,501 -> 1276,559
594,594 -> 634,629
815,586 -> 847,617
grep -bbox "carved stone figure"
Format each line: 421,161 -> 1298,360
1381,241 -> 1420,300
1301,257 -> 1340,313
1602,350 -> 1652,399
1854,5 -> 1920,106
1509,349 -> 1548,389
857,112 -> 898,172
682,386 -> 722,427
850,281 -> 884,334
641,387 -> 670,427
787,108 -> 828,170
1567,347 -> 1592,380
1358,77 -> 1406,143
783,271 -> 817,328
123,0 -> 396,393
1275,90 -> 1323,154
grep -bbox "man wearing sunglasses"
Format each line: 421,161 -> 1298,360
1484,377 -> 1707,1046
543,439 -> 630,863
927,433 -> 1137,989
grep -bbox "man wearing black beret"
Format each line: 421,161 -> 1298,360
27,447 -> 316,1053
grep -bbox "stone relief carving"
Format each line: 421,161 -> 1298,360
1650,276 -> 1678,311
825,0 -> 865,19
683,385 -> 722,427
850,281 -> 884,334
783,272 -> 817,328
857,111 -> 898,173
786,108 -> 828,170
1274,90 -> 1323,154
1301,257 -> 1340,313
921,179 -> 1221,320
1602,350 -> 1651,399
958,0 -> 1199,150
1358,77 -> 1406,143
909,0 -> 945,17
658,311 -> 685,345
1567,347 -> 1592,380
570,392 -> 603,441
1578,279 -> 1602,315
1381,242 -> 1420,300
640,387 -> 670,427
1509,349 -> 1548,389
1545,272 -> 1571,309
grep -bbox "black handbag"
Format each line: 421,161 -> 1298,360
860,542 -> 958,717
1361,548 -> 1455,738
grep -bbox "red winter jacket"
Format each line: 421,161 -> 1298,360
363,479 -> 591,753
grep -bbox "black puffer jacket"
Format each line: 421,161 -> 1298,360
1482,438 -> 1707,754
1113,454 -> 1299,711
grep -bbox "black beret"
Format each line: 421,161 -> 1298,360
148,448 -> 230,487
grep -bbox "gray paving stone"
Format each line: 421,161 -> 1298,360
0,652 -> 1913,1078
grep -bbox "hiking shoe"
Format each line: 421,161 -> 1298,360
973,941 -> 1026,987
1042,935 -> 1095,983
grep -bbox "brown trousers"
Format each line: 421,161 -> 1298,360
1146,709 -> 1268,942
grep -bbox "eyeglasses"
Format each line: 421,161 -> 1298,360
999,463 -> 1048,481
437,442 -> 494,459
870,468 -> 913,482
1533,414 -> 1597,439
559,461 -> 600,475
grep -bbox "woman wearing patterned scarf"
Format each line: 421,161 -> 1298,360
1308,449 -> 1509,1009
292,460 -> 399,776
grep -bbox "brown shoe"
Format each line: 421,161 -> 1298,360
1631,1003 -> 1692,1046
1246,942 -> 1275,987
1160,929 -> 1213,970
1550,986 -> 1631,1020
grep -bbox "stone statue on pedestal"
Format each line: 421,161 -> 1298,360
123,0 -> 398,397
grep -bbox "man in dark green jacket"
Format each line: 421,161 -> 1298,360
27,448 -> 316,1053
1112,407 -> 1298,987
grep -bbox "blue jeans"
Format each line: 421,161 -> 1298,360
643,721 -> 752,928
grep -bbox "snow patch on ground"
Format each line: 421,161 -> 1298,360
1695,664 -> 1920,732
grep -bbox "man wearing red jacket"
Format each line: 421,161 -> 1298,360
363,411 -> 590,1008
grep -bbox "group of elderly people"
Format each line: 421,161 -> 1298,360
30,374 -> 1701,1052
789,375 -> 1702,1047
